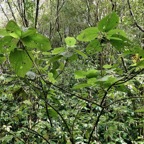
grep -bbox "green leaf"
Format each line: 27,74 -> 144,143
103,64 -> 112,69
6,20 -> 21,38
135,106 -> 144,113
98,12 -> 119,32
74,70 -> 87,79
0,28 -> 9,36
77,27 -> 99,42
74,49 -> 88,59
9,49 -> 33,77
48,72 -> 56,84
86,39 -> 102,54
110,34 -> 131,50
49,55 -> 62,63
0,54 -> 6,63
65,37 -> 76,46
0,36 -> 18,52
52,47 -> 66,55
21,28 -> 37,38
86,69 -> 98,78
22,33 -> 51,51
107,29 -> 127,39
72,83 -> 91,89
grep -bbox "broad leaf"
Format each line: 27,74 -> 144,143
77,27 -> 99,42
98,12 -> 119,32
21,28 -> 37,38
22,33 -> 51,51
110,34 -> 131,50
65,37 -> 76,46
86,39 -> 102,54
0,29 -> 9,36
9,49 -> 33,77
0,36 -> 18,52
6,20 -> 21,38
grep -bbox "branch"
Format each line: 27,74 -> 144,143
7,1 -> 17,21
24,127 -> 51,144
127,0 -> 144,32
35,0 -> 40,29
0,4 -> 9,21
88,67 -> 144,143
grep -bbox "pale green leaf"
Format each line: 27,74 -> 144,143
65,37 -> 76,46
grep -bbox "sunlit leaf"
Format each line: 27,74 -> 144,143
65,37 -> 76,46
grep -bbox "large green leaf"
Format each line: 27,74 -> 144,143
0,36 -> 18,52
0,29 -> 9,36
77,27 -> 99,42
86,39 -> 102,54
6,20 -> 21,38
22,33 -> 51,51
98,12 -> 119,32
9,49 -> 33,77
110,34 -> 131,50
21,28 -> 37,38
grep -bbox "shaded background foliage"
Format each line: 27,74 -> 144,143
0,0 -> 144,144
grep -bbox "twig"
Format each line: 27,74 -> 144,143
127,0 -> 144,32
35,0 -> 40,29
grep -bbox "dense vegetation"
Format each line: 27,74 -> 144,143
0,0 -> 144,143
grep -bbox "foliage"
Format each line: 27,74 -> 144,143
0,1 -> 144,144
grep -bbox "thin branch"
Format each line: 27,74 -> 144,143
0,4 -> 9,21
127,0 -> 144,32
35,0 -> 40,29
24,127 -> 51,144
106,96 -> 144,108
88,67 -> 144,143
7,1 -> 17,21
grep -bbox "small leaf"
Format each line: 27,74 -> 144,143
72,83 -> 91,89
6,20 -> 21,38
77,27 -> 99,42
65,37 -> 76,46
103,64 -> 112,69
86,69 -> 98,78
86,39 -> 102,54
135,107 -> 144,113
49,55 -> 62,63
9,49 -> 33,77
98,12 -> 119,32
74,70 -> 87,79
74,49 -> 88,58
48,72 -> 56,84
52,47 -> 66,55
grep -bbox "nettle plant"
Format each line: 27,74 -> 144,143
0,12 -> 144,144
